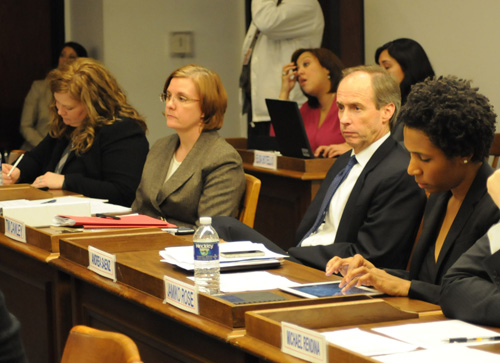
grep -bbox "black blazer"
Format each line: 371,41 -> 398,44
387,162 -> 500,304
18,118 -> 149,206
288,136 -> 427,270
441,223 -> 500,327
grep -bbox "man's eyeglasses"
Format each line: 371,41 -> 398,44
160,92 -> 199,105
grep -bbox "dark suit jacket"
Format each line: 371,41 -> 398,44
441,223 -> 500,327
132,131 -> 245,228
17,118 -> 149,207
387,162 -> 500,304
288,136 -> 427,270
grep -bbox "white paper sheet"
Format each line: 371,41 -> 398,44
188,270 -> 300,293
322,328 -> 417,356
372,320 -> 500,349
375,345 -> 500,363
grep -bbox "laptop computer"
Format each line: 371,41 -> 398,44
265,98 -> 315,159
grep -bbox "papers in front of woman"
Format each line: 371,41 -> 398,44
159,241 -> 287,271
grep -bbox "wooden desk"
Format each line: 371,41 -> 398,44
227,139 -> 335,250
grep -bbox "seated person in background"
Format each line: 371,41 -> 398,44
213,65 -> 426,271
376,38 -> 435,142
0,290 -> 26,363
132,65 -> 245,228
327,76 -> 499,304
440,169 -> 500,327
2,58 -> 149,207
279,48 -> 350,158
20,41 -> 88,150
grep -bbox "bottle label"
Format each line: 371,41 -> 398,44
194,241 -> 219,261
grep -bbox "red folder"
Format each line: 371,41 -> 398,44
57,214 -> 177,229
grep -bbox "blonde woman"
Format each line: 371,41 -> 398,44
132,64 -> 245,228
2,58 -> 148,207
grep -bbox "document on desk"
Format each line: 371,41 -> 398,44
160,241 -> 287,271
375,345 -> 500,363
372,320 -> 500,349
188,270 -> 299,293
322,328 -> 417,357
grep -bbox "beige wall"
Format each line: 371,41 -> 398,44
66,0 -> 500,143
65,0 -> 246,146
365,0 -> 500,130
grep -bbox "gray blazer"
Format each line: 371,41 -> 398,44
132,130 -> 245,228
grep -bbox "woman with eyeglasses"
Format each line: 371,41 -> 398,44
2,58 -> 149,207
132,64 -> 245,228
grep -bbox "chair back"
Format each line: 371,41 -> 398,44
239,173 -> 261,228
61,325 -> 143,363
490,133 -> 500,169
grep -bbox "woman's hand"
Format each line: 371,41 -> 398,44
326,254 -> 374,277
31,172 -> 65,190
1,164 -> 20,184
279,62 -> 298,100
314,143 -> 352,158
339,267 -> 411,297
487,169 -> 500,209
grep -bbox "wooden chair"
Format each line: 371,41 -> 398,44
490,133 -> 500,169
61,325 -> 143,363
239,173 -> 261,228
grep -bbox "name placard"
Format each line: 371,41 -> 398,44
253,150 -> 277,170
163,275 -> 199,315
4,217 -> 27,243
281,321 -> 327,363
88,246 -> 117,281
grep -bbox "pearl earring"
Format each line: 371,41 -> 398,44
464,160 -> 468,164
328,75 -> 331,79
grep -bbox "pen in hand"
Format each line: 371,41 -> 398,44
445,336 -> 500,343
7,154 -> 24,177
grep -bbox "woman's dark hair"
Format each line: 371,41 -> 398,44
291,48 -> 344,108
375,38 -> 434,104
400,76 -> 496,162
62,42 -> 88,57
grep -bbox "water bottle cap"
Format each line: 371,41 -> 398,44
199,216 -> 212,225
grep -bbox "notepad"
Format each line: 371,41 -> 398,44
53,214 -> 176,229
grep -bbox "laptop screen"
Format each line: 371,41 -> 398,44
265,98 -> 314,159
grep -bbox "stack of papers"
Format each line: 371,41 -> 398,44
160,241 -> 287,271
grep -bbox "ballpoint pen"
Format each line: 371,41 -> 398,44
7,154 -> 24,177
446,336 -> 500,343
95,213 -> 121,220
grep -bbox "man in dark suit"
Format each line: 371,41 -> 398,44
213,65 -> 426,271
440,169 -> 500,327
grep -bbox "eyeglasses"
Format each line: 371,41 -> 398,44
160,92 -> 199,105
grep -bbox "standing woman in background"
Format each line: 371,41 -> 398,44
280,48 -> 350,158
20,42 -> 88,150
132,65 -> 245,228
2,58 -> 149,207
375,38 -> 435,142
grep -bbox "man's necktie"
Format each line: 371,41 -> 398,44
300,155 -> 358,244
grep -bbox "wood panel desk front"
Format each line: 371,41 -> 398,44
227,138 -> 335,251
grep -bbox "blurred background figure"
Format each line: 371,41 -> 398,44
279,48 -> 350,158
2,58 -> 148,207
19,42 -> 88,150
375,38 -> 435,142
132,65 -> 245,228
240,0 -> 324,149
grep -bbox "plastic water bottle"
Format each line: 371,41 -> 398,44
193,217 -> 220,295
